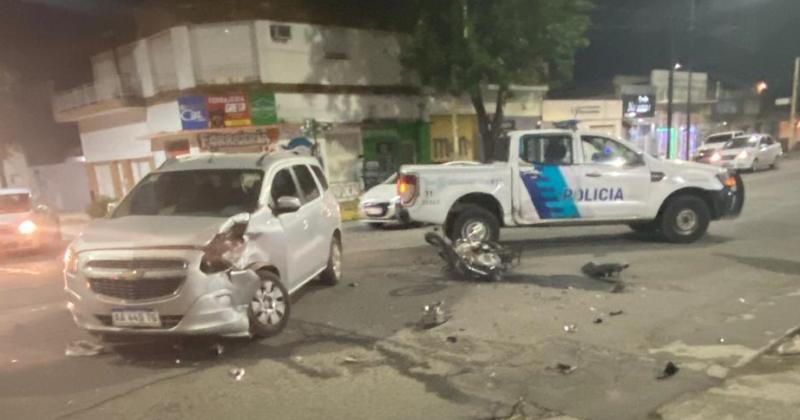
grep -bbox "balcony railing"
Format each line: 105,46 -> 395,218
53,75 -> 143,113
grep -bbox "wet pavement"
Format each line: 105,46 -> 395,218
2,160 -> 800,419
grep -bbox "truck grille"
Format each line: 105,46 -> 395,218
88,277 -> 184,300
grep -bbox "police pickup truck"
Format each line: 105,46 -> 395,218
397,130 -> 744,243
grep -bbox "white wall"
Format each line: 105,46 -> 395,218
149,30 -> 179,92
542,100 -> 623,138
131,39 -> 155,97
171,26 -> 196,90
147,101 -> 182,133
1,148 -> 31,189
276,93 -> 422,123
80,122 -> 153,163
190,22 -> 258,84
255,20 -> 411,86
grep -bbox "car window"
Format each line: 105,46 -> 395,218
270,168 -> 300,204
519,134 -> 573,165
726,136 -> 758,149
581,136 -> 643,167
294,164 -> 320,202
311,165 -> 329,190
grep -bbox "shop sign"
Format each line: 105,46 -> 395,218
207,94 -> 251,128
200,130 -> 270,149
178,96 -> 209,130
622,94 -> 655,118
250,91 -> 278,125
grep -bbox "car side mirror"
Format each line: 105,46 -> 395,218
274,196 -> 302,214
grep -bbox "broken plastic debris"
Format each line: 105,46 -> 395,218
657,361 -> 679,379
549,363 -> 577,375
343,356 -> 360,364
65,340 -> 104,357
777,336 -> 800,356
738,297 -> 747,304
446,336 -> 458,343
593,318 -> 603,324
582,262 -> 629,279
229,367 -> 246,381
563,324 -> 577,333
609,310 -> 624,316
589,306 -> 597,312
419,301 -> 449,329
348,282 -> 358,288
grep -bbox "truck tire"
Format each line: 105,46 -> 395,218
448,205 -> 500,242
248,270 -> 290,338
659,195 -> 710,244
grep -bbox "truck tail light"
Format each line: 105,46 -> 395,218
397,174 -> 419,205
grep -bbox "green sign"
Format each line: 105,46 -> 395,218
249,91 -> 277,125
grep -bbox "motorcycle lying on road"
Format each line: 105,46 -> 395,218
424,231 -> 520,282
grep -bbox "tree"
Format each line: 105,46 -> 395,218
402,0 -> 593,160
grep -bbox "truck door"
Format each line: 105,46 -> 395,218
574,135 -> 651,219
512,132 -> 583,224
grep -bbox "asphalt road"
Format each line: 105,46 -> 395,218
2,160 -> 800,420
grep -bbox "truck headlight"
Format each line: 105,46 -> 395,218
717,172 -> 738,190
18,220 -> 37,235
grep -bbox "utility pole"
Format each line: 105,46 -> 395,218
790,57 -> 800,150
667,23 -> 675,159
684,0 -> 696,160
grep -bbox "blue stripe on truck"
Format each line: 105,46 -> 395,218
520,165 -> 580,219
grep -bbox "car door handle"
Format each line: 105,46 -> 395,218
585,172 -> 602,178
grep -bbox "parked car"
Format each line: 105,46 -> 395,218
358,161 -> 480,228
692,130 -> 744,161
0,188 -> 61,253
698,134 -> 782,172
64,153 -> 342,338
398,130 -> 744,244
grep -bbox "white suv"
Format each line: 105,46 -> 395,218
64,153 -> 342,338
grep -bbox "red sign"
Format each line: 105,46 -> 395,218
206,95 -> 251,128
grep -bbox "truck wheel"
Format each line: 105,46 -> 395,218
318,236 -> 342,286
449,206 -> 500,242
659,195 -> 710,244
248,271 -> 290,338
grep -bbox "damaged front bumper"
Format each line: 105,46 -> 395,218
711,172 -> 745,220
65,249 -> 261,337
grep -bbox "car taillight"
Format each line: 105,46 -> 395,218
397,174 -> 419,205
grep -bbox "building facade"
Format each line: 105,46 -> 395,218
52,20 -> 426,202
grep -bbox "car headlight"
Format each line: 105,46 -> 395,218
709,152 -> 721,163
64,247 -> 78,274
17,220 -> 37,235
736,150 -> 749,160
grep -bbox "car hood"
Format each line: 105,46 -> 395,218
719,147 -> 754,157
649,157 -> 725,176
696,143 -> 726,152
360,184 -> 397,204
71,215 -> 227,253
0,212 -> 32,226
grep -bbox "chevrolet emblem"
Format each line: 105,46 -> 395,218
116,270 -> 145,281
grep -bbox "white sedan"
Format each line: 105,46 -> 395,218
358,161 -> 480,228
700,134 -> 782,172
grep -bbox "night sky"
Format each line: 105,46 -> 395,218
1,0 -> 799,162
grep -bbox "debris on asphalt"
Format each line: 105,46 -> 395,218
65,340 -> 105,357
593,318 -> 603,324
229,367 -> 246,381
610,282 -> 626,294
657,361 -> 679,379
10,359 -> 18,364
488,398 -> 528,420
563,324 -> 577,333
581,262 -> 630,279
706,364 -> 729,379
343,356 -> 360,364
212,343 -> 225,357
293,356 -> 303,363
348,282 -> 359,288
718,337 -> 726,344
738,297 -> 747,304
589,306 -> 597,312
446,336 -> 458,343
777,336 -> 800,356
609,310 -> 624,316
548,363 -> 577,375
419,301 -> 449,329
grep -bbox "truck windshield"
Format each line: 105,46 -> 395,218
0,193 -> 31,214
113,170 -> 263,218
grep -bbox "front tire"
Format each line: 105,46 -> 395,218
248,271 -> 290,338
448,205 -> 500,242
659,195 -> 711,244
318,236 -> 342,286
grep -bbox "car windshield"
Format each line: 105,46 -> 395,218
725,136 -> 758,149
113,170 -> 263,218
705,134 -> 734,144
0,193 -> 31,214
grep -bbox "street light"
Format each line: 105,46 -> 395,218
756,80 -> 768,95
673,62 -> 683,71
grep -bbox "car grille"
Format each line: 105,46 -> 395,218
88,277 -> 184,300
94,314 -> 183,329
86,259 -> 187,270
722,155 -> 736,161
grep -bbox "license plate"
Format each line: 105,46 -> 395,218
365,207 -> 384,216
111,309 -> 161,327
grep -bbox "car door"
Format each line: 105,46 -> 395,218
267,166 -> 317,289
291,163 -> 329,276
763,136 -> 781,165
512,132 -> 582,224
574,135 -> 651,219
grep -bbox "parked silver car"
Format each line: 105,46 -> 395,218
697,134 -> 782,172
64,153 -> 342,338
